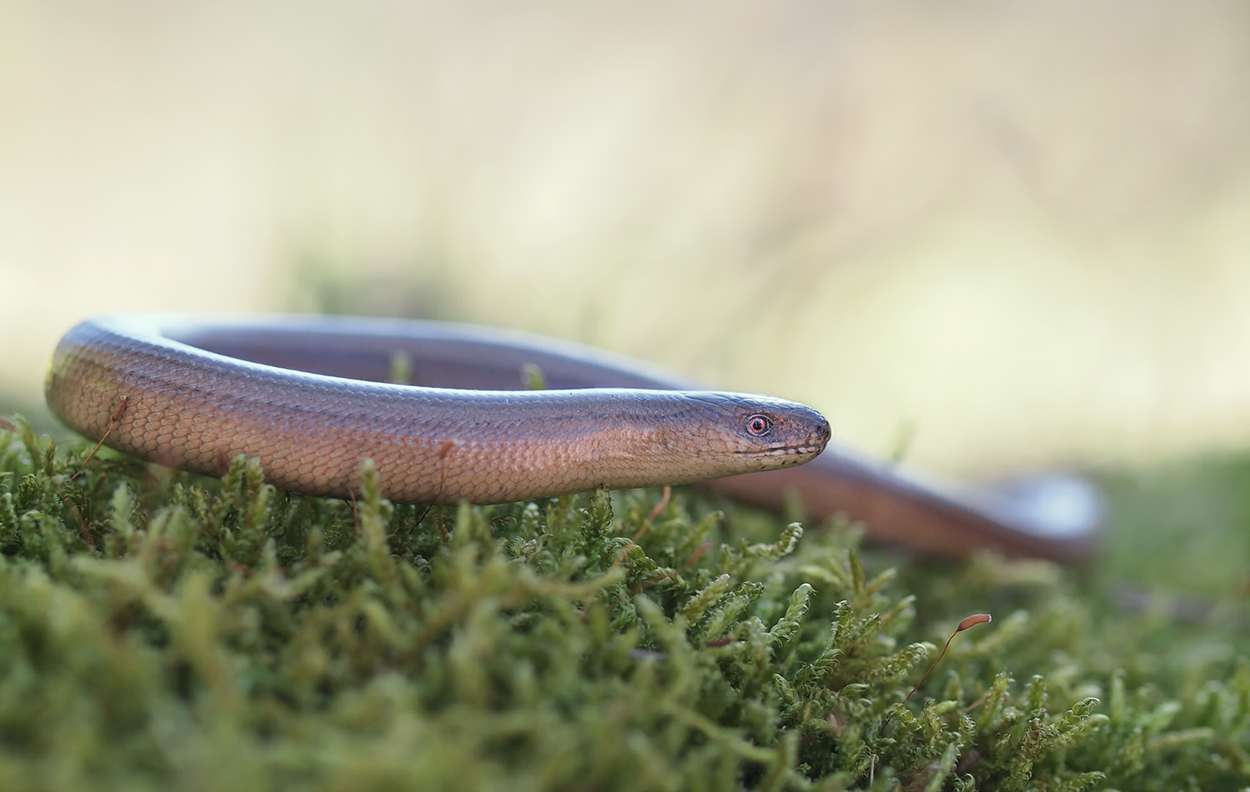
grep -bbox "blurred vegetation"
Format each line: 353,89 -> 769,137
2,415 -> 1250,790
0,392 -> 55,437
1101,456 -> 1250,603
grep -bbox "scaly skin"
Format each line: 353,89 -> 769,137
46,314 -> 830,503
44,313 -> 1102,560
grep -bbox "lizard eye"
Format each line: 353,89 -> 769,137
745,414 -> 773,436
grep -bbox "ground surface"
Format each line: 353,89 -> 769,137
2,417 -> 1249,791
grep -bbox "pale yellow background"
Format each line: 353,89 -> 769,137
2,2 -> 1249,476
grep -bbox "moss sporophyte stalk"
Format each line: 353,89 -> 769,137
0,415 -> 1248,790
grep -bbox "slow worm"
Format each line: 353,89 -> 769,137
44,314 -> 1101,560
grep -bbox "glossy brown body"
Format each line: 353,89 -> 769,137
45,314 -> 1099,561
46,315 -> 829,505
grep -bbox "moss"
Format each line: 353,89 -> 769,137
1,414 -> 1249,790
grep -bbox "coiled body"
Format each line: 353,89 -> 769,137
45,314 -> 1101,560
46,315 -> 829,504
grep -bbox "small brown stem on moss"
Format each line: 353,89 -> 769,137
904,613 -> 992,704
962,688 -> 996,713
65,498 -> 95,551
415,440 -> 458,535
608,486 -> 671,574
636,540 -> 713,593
71,396 -> 128,481
346,487 -> 361,534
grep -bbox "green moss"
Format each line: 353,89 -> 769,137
1,414 -> 1249,790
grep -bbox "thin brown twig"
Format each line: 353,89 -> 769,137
608,486 -> 671,574
415,441 -> 458,541
71,396 -> 128,481
636,541 -> 713,593
346,487 -> 361,534
904,613 -> 993,704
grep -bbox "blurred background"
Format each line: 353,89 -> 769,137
3,0 -> 1250,481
